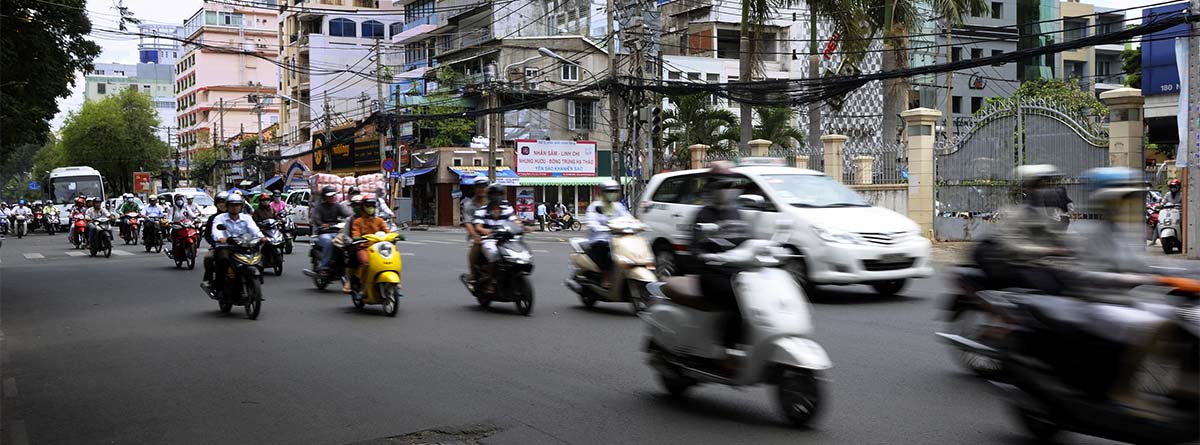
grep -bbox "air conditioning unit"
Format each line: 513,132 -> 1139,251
526,81 -> 540,91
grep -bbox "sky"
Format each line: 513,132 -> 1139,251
49,0 -> 1172,132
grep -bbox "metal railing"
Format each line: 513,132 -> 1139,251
843,140 -> 908,185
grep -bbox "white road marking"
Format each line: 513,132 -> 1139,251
421,240 -> 456,245
64,251 -> 87,257
532,249 -> 550,253
396,240 -> 426,245
21,253 -> 43,260
111,250 -> 134,256
3,377 -> 16,397
400,252 -> 415,256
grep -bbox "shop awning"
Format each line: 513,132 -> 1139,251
518,176 -> 632,186
448,167 -> 519,186
262,175 -> 284,191
399,167 -> 435,178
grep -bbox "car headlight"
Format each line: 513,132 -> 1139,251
812,225 -> 859,244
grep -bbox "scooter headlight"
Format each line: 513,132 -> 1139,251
506,248 -> 532,263
376,242 -> 394,258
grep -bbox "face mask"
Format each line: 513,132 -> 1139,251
365,206 -> 377,214
603,192 -> 620,202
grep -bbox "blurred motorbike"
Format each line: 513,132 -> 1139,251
259,217 -> 285,276
459,221 -> 534,315
565,216 -> 656,313
200,229 -> 264,320
1157,203 -> 1182,254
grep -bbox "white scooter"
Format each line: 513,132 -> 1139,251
1157,203 -> 1182,254
640,205 -> 831,427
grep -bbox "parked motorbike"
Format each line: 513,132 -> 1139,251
942,276 -> 1199,444
142,217 -> 166,253
277,210 -> 296,254
200,230 -> 264,320
89,216 -> 113,258
70,211 -> 87,249
42,212 -> 58,236
640,216 -> 830,427
259,218 -> 285,276
565,216 -> 656,313
13,214 -> 28,239
302,223 -> 345,290
120,212 -> 140,245
459,221 -> 535,315
548,212 -> 582,231
168,218 -> 199,269
1158,203 -> 1182,254
348,231 -> 404,316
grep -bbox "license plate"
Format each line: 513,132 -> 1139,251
878,253 -> 908,263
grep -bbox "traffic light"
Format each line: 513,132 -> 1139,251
650,106 -> 662,137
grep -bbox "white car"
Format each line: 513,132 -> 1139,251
283,189 -> 313,235
167,188 -> 218,218
635,165 -> 933,296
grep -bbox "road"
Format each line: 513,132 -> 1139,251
0,230 -> 1116,445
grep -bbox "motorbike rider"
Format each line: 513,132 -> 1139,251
210,193 -> 265,291
141,195 -> 166,238
69,196 -> 87,216
584,179 -> 631,287
971,165 -> 1073,294
1161,178 -> 1183,206
462,176 -> 489,283
311,185 -> 353,276
471,184 -> 517,290
253,192 -> 276,222
688,164 -> 752,356
202,192 -> 230,287
269,190 -> 287,214
11,200 -> 33,228
183,195 -> 202,218
117,193 -> 140,239
346,194 -> 390,294
84,196 -> 114,247
0,202 -> 10,233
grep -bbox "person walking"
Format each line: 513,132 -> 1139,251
536,201 -> 548,231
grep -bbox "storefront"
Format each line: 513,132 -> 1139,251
518,177 -> 630,216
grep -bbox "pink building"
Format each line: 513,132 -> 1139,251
175,3 -> 280,158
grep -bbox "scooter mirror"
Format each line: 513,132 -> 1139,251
736,194 -> 765,210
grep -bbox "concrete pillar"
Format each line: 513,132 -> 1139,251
852,155 -> 876,185
820,134 -> 847,183
900,107 -> 941,238
1099,88 -> 1145,169
689,144 -> 709,170
748,139 -> 772,157
794,154 -> 810,170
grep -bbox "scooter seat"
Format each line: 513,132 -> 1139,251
662,276 -> 721,311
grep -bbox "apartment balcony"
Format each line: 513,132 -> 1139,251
402,58 -> 431,73
391,14 -> 440,44
437,28 -> 493,56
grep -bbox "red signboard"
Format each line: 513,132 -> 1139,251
134,172 -> 152,193
823,32 -> 841,60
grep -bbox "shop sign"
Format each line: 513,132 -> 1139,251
513,140 -> 597,177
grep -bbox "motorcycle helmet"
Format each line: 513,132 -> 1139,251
260,192 -> 271,201
272,190 -> 282,198
147,195 -> 157,203
1085,167 -> 1145,225
347,186 -> 361,196
74,197 -> 85,206
226,193 -> 245,205
215,191 -> 229,203
17,199 -> 25,206
1014,164 -> 1061,187
321,185 -> 337,198
362,196 -> 378,213
486,183 -> 506,204
1169,178 -> 1182,192
123,193 -> 133,201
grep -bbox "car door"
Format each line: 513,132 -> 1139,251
641,173 -> 708,247
732,175 -> 782,240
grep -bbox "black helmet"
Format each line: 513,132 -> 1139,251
321,185 -> 337,197
486,184 -> 505,201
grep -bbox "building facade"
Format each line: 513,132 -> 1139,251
82,25 -> 182,145
175,2 -> 280,175
1056,1 -> 1125,96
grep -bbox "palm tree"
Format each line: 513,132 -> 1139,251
752,107 -> 806,149
662,94 -> 740,168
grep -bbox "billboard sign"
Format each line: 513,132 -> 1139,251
133,172 -> 152,193
513,139 -> 598,177
1141,3 -> 1189,96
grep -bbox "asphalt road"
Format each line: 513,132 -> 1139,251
0,229 -> 1119,444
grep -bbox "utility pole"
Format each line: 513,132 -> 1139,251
170,126 -> 178,189
607,0 -> 622,186
375,40 -> 387,183
324,96 -> 333,173
943,24 -> 954,138
807,13 -> 821,152
1187,0 -> 1199,258
487,61 -> 500,183
254,82 -> 264,186
218,98 -> 226,188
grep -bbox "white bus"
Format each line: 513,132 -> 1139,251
48,166 -> 106,217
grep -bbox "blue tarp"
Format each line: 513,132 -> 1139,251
399,167 -> 435,178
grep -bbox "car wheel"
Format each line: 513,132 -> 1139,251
654,249 -> 676,280
783,253 -> 818,297
871,279 -> 907,296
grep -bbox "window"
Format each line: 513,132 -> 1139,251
952,95 -> 962,114
971,97 -> 983,113
650,176 -> 688,203
567,99 -> 595,130
951,47 -> 962,62
473,158 -> 483,166
362,20 -> 385,38
991,2 -> 1003,19
495,158 -> 503,166
97,83 -> 106,94
687,72 -> 701,81
991,49 -> 1005,66
561,64 -> 579,81
524,67 -> 540,80
329,18 -> 356,37
389,22 -> 402,37
971,48 -> 983,59
667,71 -> 681,80
706,73 -> 719,82
452,158 -> 463,167
1063,19 -> 1087,41
96,69 -> 105,75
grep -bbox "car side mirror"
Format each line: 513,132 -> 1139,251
737,194 -> 766,210
216,224 -> 227,230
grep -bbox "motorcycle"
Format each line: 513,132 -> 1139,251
31,210 -> 42,233
42,212 -> 58,236
302,223 -> 345,290
200,230 -> 264,320
347,231 -> 404,317
548,212 -> 581,231
89,216 -> 113,258
168,218 -> 199,270
142,217 -> 167,253
934,265 -> 1006,378
0,216 -> 7,235
259,218 -> 286,276
70,211 -> 88,249
13,214 -> 28,238
1158,203 -> 1182,254
277,211 -> 296,254
565,216 -> 657,313
459,221 -> 535,316
942,275 -> 1200,444
120,212 -> 141,245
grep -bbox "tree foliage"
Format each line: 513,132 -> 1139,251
663,94 -> 740,167
59,88 -> 170,194
414,68 -> 475,147
30,136 -> 65,186
982,78 -> 1109,117
1121,46 -> 1141,89
0,0 -> 101,163
752,107 -> 806,149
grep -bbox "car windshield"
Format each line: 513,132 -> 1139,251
759,174 -> 870,208
188,194 -> 214,206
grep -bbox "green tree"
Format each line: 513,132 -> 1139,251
30,135 -> 66,186
981,78 -> 1108,117
415,68 -> 475,147
752,107 -> 806,149
1121,46 -> 1141,88
663,94 -> 740,167
59,88 -> 170,194
0,0 -> 101,163
190,148 -> 220,189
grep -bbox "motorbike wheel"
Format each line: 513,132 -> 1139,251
652,352 -> 695,397
776,367 -> 822,427
569,220 -> 582,231
547,222 -> 561,232
1014,406 -> 1059,441
513,276 -> 534,316
103,240 -> 111,258
284,239 -> 293,255
653,250 -> 676,281
380,283 -> 399,317
579,289 -> 597,307
1162,238 -> 1175,254
476,296 -> 491,308
243,278 -> 262,320
218,302 -> 233,313
628,280 -> 651,314
185,246 -> 196,270
948,308 -> 1002,378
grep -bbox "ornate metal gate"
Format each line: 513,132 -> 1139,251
934,99 -> 1108,241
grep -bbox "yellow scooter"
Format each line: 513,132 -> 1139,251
349,231 -> 403,316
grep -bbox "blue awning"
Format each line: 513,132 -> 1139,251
262,175 -> 284,191
399,167 -> 435,178
448,167 -> 519,186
